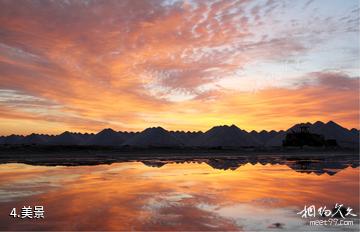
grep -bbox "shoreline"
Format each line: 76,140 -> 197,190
0,144 -> 358,167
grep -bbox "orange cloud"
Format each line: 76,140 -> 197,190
0,1 -> 358,135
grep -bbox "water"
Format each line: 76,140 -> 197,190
0,156 -> 359,231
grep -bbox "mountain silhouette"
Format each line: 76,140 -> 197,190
191,125 -> 260,147
0,121 -> 358,148
172,131 -> 203,145
85,128 -> 127,146
123,127 -> 183,147
47,131 -> 85,145
288,121 -> 358,148
251,130 -> 286,147
21,133 -> 49,145
250,130 -> 276,144
0,134 -> 24,144
350,128 -> 359,136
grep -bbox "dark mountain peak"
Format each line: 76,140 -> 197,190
197,124 -> 259,147
85,127 -> 126,146
208,124 -> 241,133
48,131 -> 84,145
98,128 -> 116,134
22,133 -> 49,144
301,122 -> 312,126
288,120 -> 345,133
84,132 -> 94,135
60,131 -> 73,136
217,125 -> 230,128
210,125 -> 223,129
350,128 -> 359,136
289,122 -> 312,131
143,127 -> 168,133
7,134 -> 23,138
314,121 -> 325,126
230,124 -> 239,129
326,120 -> 340,127
325,120 -> 351,130
125,126 -> 181,147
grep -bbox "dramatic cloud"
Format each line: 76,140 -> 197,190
0,0 -> 358,134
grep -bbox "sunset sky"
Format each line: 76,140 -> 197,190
0,0 -> 359,135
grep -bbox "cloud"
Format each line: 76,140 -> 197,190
0,0 -> 358,134
308,72 -> 359,90
0,0 -> 310,95
191,72 -> 359,131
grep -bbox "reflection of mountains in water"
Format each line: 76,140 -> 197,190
141,156 -> 359,176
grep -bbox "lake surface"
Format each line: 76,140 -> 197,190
0,156 -> 359,231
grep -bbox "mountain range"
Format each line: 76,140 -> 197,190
0,121 -> 358,148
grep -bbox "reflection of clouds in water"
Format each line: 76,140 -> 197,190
198,203 -> 360,231
198,202 -> 303,231
139,192 -> 240,230
0,190 -> 44,202
163,193 -> 193,202
142,192 -> 194,211
0,175 -> 71,202
0,164 -> 84,202
0,161 -> 358,231
140,168 -> 224,178
251,197 -> 281,205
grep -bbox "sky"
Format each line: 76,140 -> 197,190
0,0 -> 359,135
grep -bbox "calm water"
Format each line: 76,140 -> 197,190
0,156 -> 359,231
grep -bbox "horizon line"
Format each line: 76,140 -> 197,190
1,120 -> 358,137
